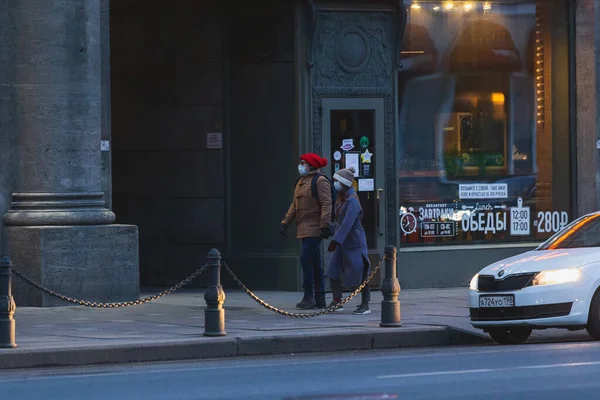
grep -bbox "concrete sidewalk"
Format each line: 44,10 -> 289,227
0,288 -> 592,370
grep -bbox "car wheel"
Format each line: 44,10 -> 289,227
488,327 -> 532,345
586,290 -> 600,339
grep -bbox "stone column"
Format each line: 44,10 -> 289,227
1,0 -> 139,306
3,0 -> 114,225
575,0 -> 598,215
0,1 -> 15,258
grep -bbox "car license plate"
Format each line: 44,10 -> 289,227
479,295 -> 515,308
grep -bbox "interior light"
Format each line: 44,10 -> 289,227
491,93 -> 505,105
464,2 -> 474,11
444,1 -> 454,10
535,4 -> 544,127
411,2 -> 421,9
433,6 -> 440,10
483,2 -> 492,10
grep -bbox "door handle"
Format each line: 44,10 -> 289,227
375,188 -> 384,236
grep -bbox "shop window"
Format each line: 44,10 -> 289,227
397,0 -> 571,246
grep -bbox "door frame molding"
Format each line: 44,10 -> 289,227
312,88 -> 397,246
321,97 -> 386,254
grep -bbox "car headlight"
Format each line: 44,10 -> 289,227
469,274 -> 479,290
532,269 -> 580,286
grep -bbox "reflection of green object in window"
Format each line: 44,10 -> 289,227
360,136 -> 370,149
462,152 -> 504,170
495,154 -> 504,166
443,147 -> 463,177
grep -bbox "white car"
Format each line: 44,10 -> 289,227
469,212 -> 600,344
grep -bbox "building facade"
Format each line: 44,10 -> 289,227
1,0 -> 599,303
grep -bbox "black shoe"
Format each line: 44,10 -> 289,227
353,303 -> 371,315
315,296 -> 326,309
296,295 -> 316,310
327,300 -> 344,312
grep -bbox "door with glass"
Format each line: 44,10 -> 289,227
321,98 -> 386,288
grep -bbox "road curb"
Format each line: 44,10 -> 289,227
0,326 -> 488,370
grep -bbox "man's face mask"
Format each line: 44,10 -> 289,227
298,164 -> 308,175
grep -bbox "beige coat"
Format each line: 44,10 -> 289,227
282,171 -> 332,239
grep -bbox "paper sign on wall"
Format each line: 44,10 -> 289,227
100,140 -> 110,151
344,153 -> 360,177
510,197 -> 530,235
207,132 -> 223,149
358,179 -> 374,192
459,183 -> 507,199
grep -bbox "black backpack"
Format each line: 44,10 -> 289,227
295,173 -> 337,222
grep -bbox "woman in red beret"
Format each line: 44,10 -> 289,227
281,153 -> 333,309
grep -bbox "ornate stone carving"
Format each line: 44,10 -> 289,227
311,10 -> 397,244
334,27 -> 371,73
313,11 -> 393,87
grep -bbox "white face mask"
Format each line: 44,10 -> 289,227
334,181 -> 343,192
298,164 -> 308,175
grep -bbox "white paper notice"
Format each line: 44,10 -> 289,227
207,132 -> 223,149
358,179 -> 374,192
100,140 -> 110,151
344,153 -> 360,177
459,183 -> 508,199
510,197 -> 530,236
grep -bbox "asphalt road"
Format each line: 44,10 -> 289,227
4,342 -> 600,399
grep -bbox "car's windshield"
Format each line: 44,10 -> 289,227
538,214 -> 600,250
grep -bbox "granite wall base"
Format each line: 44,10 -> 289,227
7,225 -> 139,307
397,245 -> 537,289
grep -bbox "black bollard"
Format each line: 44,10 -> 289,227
380,245 -> 402,327
0,256 -> 16,347
204,249 -> 226,337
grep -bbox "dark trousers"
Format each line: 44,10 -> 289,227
330,258 -> 370,305
300,237 -> 325,301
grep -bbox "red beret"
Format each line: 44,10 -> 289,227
300,153 -> 328,169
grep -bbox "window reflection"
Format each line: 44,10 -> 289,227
398,1 -> 570,246
538,215 -> 600,250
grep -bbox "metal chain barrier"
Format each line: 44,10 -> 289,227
11,265 -> 208,308
221,255 -> 385,318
